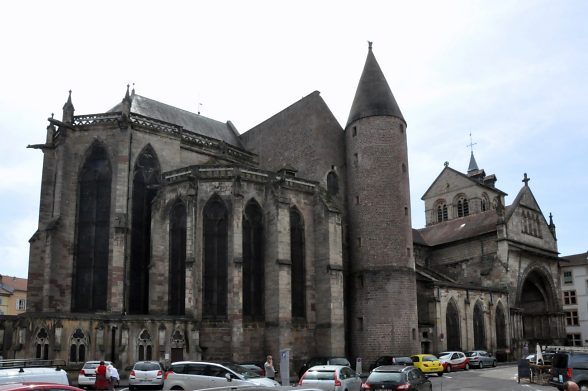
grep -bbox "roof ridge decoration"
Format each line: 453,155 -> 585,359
346,42 -> 405,127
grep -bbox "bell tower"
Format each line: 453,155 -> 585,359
345,43 -> 419,362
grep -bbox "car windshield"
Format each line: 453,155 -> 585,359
222,363 -> 261,379
134,363 -> 161,371
304,370 -> 335,380
423,356 -> 438,362
465,352 -> 476,357
367,372 -> 403,383
329,358 -> 350,366
438,352 -> 451,358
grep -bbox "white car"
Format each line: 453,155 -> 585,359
163,362 -> 280,390
298,365 -> 361,391
78,361 -> 112,388
129,361 -> 164,390
437,351 -> 469,372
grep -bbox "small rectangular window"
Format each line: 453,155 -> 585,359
564,291 -> 577,305
566,310 -> 579,326
357,237 -> 362,248
564,271 -> 573,284
353,153 -> 358,167
355,196 -> 360,205
568,333 -> 583,347
352,126 -> 357,137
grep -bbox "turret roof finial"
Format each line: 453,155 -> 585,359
368,41 -> 373,50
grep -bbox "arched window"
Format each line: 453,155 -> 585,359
243,200 -> 264,319
73,144 -> 111,312
130,146 -> 161,314
446,300 -> 461,351
327,171 -> 339,196
435,200 -> 448,223
69,328 -> 87,363
496,303 -> 507,348
481,193 -> 489,212
473,301 -> 486,349
456,196 -> 469,218
169,201 -> 187,316
203,196 -> 228,319
290,207 -> 306,319
35,328 -> 49,360
138,329 -> 153,361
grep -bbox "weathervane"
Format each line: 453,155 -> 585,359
467,132 -> 477,153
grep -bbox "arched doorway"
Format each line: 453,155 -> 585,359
473,301 -> 486,349
518,268 -> 562,343
446,300 -> 461,350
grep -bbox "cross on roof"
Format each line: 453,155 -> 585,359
522,173 -> 530,186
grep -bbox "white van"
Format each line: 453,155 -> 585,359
0,359 -> 69,385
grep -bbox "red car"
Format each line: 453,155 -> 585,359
437,351 -> 470,372
0,384 -> 85,391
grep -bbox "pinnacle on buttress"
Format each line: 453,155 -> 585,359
62,90 -> 75,123
121,84 -> 133,116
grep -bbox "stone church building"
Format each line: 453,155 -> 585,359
0,44 -> 565,372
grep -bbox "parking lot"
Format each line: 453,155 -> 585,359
426,364 -> 556,391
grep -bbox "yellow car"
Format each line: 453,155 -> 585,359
410,354 -> 444,376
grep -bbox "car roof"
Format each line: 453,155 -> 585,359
0,384 -> 82,391
372,365 -> 412,372
307,365 -> 348,371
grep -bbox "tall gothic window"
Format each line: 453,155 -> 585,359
473,301 -> 486,349
327,171 -> 339,196
481,193 -> 489,212
203,196 -> 228,319
35,328 -> 49,360
457,196 -> 469,218
169,201 -> 187,315
290,207 -> 306,319
73,144 -> 111,312
129,146 -> 160,314
446,300 -> 461,351
496,303 -> 507,348
243,200 -> 264,319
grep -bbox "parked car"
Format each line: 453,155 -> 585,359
437,351 -> 469,372
129,361 -> 164,390
0,359 -> 69,386
362,365 -> 432,391
238,363 -> 265,377
549,350 -> 588,390
298,357 -> 351,380
409,355 -> 443,377
465,351 -> 496,369
298,365 -> 362,391
78,361 -> 113,389
526,352 -> 555,365
369,356 -> 412,371
163,361 -> 280,390
0,383 -> 84,391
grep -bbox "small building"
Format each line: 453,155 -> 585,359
559,252 -> 588,346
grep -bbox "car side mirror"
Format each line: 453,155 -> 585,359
225,373 -> 232,382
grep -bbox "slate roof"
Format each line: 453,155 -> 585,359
346,45 -> 405,127
561,252 -> 588,266
416,211 -> 499,247
109,94 -> 242,148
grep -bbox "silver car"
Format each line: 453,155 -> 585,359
465,351 -> 496,369
129,361 -> 164,390
298,365 -> 361,391
163,362 -> 280,390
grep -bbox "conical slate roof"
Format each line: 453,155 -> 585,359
346,44 -> 405,127
468,151 -> 479,172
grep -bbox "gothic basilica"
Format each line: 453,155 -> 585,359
0,43 -> 565,372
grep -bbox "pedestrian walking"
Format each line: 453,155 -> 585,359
95,361 -> 110,390
107,363 -> 120,389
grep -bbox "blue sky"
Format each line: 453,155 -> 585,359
1,1 -> 586,278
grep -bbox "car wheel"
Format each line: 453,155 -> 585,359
446,364 -> 451,373
492,360 -> 496,367
465,363 -> 469,370
171,387 -> 184,390
437,371 -> 443,377
479,361 -> 484,369
129,387 -> 136,391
